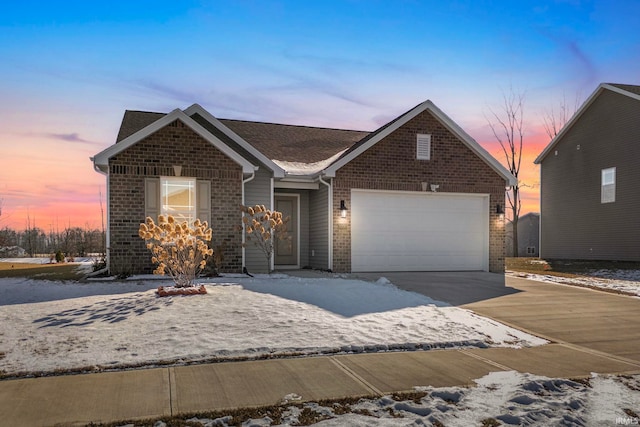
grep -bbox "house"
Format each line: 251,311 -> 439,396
505,212 -> 540,257
92,100 -> 516,274
534,83 -> 640,261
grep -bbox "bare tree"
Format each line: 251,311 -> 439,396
486,88 -> 525,257
542,92 -> 581,139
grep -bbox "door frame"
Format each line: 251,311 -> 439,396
274,193 -> 301,269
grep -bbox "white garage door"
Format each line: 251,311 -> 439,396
351,190 -> 489,272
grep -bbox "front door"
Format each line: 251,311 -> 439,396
274,195 -> 298,266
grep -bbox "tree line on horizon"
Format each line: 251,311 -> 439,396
0,225 -> 105,258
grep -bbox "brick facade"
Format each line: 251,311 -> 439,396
332,109 -> 507,273
108,120 -> 243,275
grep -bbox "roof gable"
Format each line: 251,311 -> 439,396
92,109 -> 256,174
535,83 -> 640,164
323,100 -> 517,186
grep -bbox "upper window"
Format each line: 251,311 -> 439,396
416,134 -> 431,160
161,177 -> 197,223
601,167 -> 616,204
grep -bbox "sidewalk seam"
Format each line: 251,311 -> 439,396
168,367 -> 176,416
458,349 -> 513,371
328,357 -> 384,396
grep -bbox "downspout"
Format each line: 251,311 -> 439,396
91,159 -> 110,272
318,174 -> 333,272
242,167 -> 258,269
270,177 -> 275,271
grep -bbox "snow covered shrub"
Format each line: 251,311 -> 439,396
139,215 -> 214,287
240,204 -> 290,273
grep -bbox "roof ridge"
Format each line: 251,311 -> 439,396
218,117 -> 370,133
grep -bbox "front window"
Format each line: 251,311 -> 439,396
161,177 -> 196,223
601,167 -> 616,204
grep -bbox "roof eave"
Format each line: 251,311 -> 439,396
92,109 -> 256,174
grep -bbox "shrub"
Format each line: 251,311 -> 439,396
139,215 -> 213,287
240,204 -> 290,273
55,250 -> 65,263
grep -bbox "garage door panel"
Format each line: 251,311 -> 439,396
351,191 -> 488,272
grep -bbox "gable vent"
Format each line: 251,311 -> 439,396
416,134 -> 431,160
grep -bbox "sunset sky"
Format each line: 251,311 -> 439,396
1,0 -> 638,230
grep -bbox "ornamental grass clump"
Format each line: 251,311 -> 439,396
139,215 -> 214,288
240,204 -> 290,273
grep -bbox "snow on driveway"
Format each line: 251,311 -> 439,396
0,275 -> 545,376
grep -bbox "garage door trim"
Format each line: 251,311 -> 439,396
350,189 -> 490,272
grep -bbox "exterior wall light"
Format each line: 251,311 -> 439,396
496,204 -> 505,216
340,200 -> 348,218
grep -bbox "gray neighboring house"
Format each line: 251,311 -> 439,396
534,83 -> 640,261
505,212 -> 539,257
92,101 -> 516,275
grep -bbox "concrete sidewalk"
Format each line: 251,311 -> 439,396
2,344 -> 638,426
2,275 -> 640,426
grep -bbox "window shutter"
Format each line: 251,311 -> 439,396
416,134 -> 431,160
144,178 -> 160,220
197,180 -> 212,225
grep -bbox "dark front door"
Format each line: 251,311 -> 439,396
274,195 -> 298,266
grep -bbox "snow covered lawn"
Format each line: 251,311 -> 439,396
0,274 -> 545,376
509,270 -> 640,297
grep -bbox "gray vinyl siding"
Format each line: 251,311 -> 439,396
275,189 -> 310,268
540,89 -> 640,261
309,184 -> 329,269
244,167 -> 272,273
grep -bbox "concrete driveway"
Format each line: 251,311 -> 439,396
357,271 -> 640,364
353,271 -> 520,305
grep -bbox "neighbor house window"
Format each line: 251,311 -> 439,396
526,246 -> 536,255
601,167 -> 616,204
161,177 -> 197,223
416,134 -> 431,160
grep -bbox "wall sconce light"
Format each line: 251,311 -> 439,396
496,204 -> 505,216
340,200 -> 348,218
173,165 -> 182,177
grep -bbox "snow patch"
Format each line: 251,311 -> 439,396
0,275 -> 545,376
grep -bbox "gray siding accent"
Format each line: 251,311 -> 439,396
244,167 -> 272,273
540,89 -> 640,261
309,185 -> 329,269
506,214 -> 539,257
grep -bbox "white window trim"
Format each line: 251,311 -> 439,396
160,176 -> 197,222
601,167 -> 616,204
416,134 -> 431,160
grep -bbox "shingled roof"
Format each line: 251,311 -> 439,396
220,119 -> 368,163
608,83 -> 640,96
115,110 -> 369,164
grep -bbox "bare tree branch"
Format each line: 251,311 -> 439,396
542,91 -> 581,139
486,87 -> 526,257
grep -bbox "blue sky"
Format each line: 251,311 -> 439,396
0,0 -> 638,228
